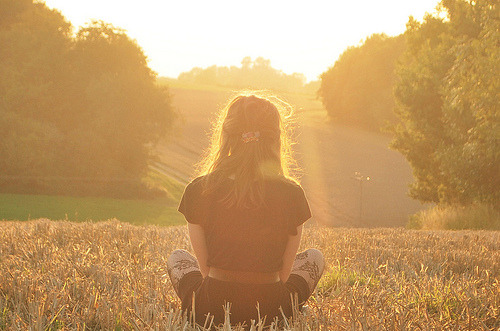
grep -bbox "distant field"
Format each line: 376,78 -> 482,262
0,193 -> 184,226
0,220 -> 498,329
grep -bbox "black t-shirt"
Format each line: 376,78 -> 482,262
178,176 -> 312,272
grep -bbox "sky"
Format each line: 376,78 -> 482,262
43,0 -> 441,82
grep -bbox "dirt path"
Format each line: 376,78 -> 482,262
296,110 -> 423,227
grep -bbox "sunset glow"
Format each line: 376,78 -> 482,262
43,0 -> 440,82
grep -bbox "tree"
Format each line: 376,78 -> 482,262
69,21 -> 174,182
438,0 -> 499,205
0,1 -> 175,197
0,0 -> 32,27
319,33 -> 406,131
0,0 -> 73,184
391,0 -> 499,206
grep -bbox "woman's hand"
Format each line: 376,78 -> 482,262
188,223 -> 210,277
280,224 -> 303,282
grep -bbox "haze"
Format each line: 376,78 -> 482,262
43,0 -> 440,82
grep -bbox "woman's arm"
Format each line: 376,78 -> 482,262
280,224 -> 303,282
188,223 -> 210,277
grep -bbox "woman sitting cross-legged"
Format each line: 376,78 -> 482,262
167,93 -> 325,328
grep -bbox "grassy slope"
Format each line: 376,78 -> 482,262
0,167 -> 186,226
0,220 -> 498,329
0,193 -> 184,226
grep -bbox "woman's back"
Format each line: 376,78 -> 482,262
179,175 -> 311,273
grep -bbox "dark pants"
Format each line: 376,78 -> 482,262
178,271 -> 310,327
167,248 -> 325,327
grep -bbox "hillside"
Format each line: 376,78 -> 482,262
156,84 -> 423,227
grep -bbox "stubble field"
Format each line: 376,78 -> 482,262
0,220 -> 498,330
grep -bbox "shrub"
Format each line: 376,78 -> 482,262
408,203 -> 500,230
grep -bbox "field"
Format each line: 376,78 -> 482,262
0,219 -> 498,329
0,194 -> 184,226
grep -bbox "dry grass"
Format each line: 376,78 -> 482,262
408,204 -> 500,230
0,220 -> 499,330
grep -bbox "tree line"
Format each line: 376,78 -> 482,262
0,0 -> 175,197
176,56 -> 318,93
319,0 -> 498,212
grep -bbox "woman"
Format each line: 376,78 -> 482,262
167,93 -> 325,327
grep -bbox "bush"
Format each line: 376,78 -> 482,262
408,204 -> 500,230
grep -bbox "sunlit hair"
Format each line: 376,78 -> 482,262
197,91 -> 299,208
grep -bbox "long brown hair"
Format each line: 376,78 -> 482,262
197,91 -> 298,208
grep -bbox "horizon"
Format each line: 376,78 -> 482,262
43,0 -> 441,82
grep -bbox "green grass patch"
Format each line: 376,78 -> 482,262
0,193 -> 185,226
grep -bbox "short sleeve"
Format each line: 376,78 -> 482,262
288,184 -> 312,235
178,179 -> 206,226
